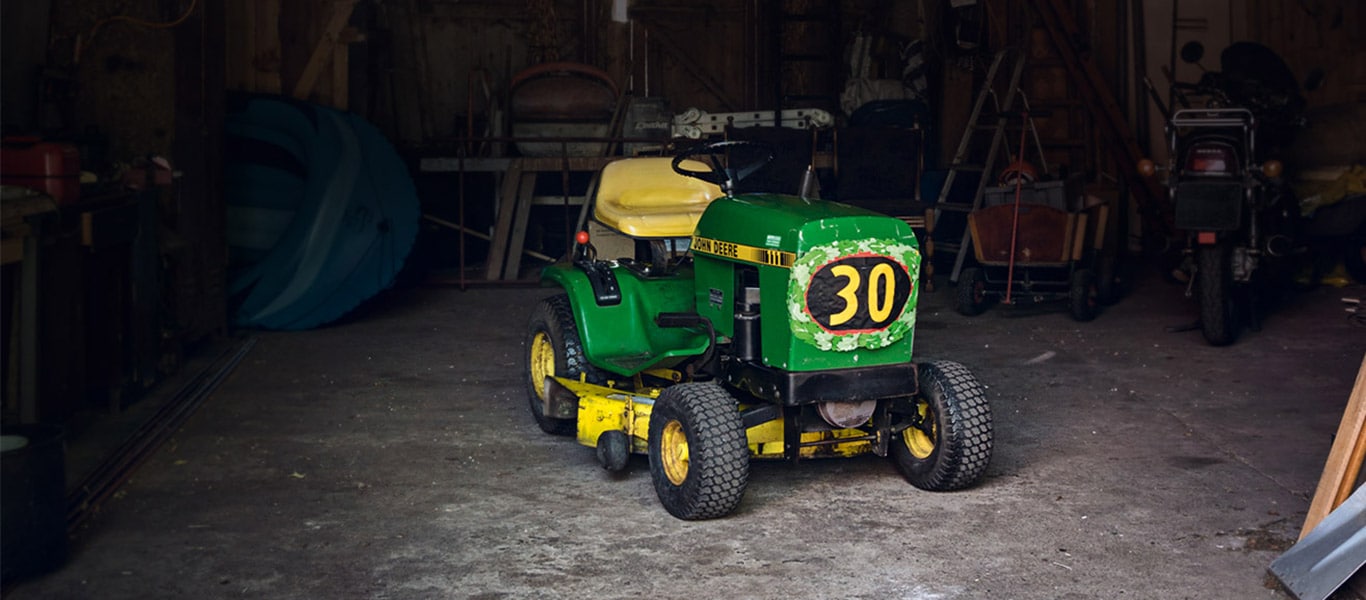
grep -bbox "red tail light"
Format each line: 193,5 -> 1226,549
1184,143 -> 1237,175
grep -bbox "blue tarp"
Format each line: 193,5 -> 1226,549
225,96 -> 418,330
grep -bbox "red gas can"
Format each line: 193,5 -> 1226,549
0,137 -> 81,205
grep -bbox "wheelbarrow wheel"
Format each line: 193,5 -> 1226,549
1069,268 -> 1099,322
956,267 -> 989,316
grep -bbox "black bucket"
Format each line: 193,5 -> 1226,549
1,424 -> 68,583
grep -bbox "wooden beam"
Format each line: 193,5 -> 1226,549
1301,353 -> 1366,540
292,0 -> 358,102
421,214 -> 555,262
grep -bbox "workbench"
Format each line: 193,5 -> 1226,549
1,187 -> 59,422
418,155 -> 625,282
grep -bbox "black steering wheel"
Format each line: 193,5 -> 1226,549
671,140 -> 776,195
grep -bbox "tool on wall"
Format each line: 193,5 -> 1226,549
670,107 -> 834,139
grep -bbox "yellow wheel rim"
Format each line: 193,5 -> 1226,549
529,332 -> 554,400
904,400 -> 937,459
661,420 -> 690,485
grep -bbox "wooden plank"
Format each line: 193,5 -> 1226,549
500,171 -> 538,280
1301,353 -> 1366,540
484,159 -> 524,280
292,0 -> 358,102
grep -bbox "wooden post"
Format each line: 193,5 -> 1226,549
1300,353 -> 1366,540
254,0 -> 283,93
485,159 -> 526,281
292,0 -> 359,102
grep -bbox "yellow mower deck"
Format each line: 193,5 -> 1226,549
553,375 -> 875,459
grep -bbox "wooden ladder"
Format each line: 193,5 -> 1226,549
1032,0 -> 1170,235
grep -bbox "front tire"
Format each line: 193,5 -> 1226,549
647,383 -> 749,520
525,294 -> 603,435
1197,245 -> 1239,346
891,361 -> 993,491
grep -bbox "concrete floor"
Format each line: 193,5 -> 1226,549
8,267 -> 1366,599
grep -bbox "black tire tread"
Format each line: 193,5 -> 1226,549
892,360 -> 993,491
1197,246 -> 1239,346
524,294 -> 604,435
648,383 -> 749,520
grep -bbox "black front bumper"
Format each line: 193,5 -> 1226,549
722,360 -> 917,406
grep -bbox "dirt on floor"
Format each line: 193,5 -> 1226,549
7,266 -> 1366,600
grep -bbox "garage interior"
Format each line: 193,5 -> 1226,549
2,0 -> 1365,598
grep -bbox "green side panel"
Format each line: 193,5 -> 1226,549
692,256 -> 734,338
541,263 -> 709,377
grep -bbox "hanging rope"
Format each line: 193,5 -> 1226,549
74,0 -> 200,65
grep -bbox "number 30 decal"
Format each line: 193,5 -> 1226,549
805,255 -> 912,333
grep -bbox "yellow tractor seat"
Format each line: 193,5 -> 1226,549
593,157 -> 724,238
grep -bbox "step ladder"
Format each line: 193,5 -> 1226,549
929,48 -> 1034,284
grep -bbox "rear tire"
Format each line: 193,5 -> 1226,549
525,294 -> 604,435
891,361 -> 993,491
647,383 -> 749,520
1197,245 -> 1239,346
1345,228 -> 1366,284
956,267 -> 989,316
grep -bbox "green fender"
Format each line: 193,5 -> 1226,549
541,263 -> 710,377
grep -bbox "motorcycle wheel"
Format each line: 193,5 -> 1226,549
1197,245 -> 1240,346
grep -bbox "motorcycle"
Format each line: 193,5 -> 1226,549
1140,41 -> 1316,346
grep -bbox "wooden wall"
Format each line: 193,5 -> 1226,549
220,0 -> 938,148
1249,0 -> 1366,106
